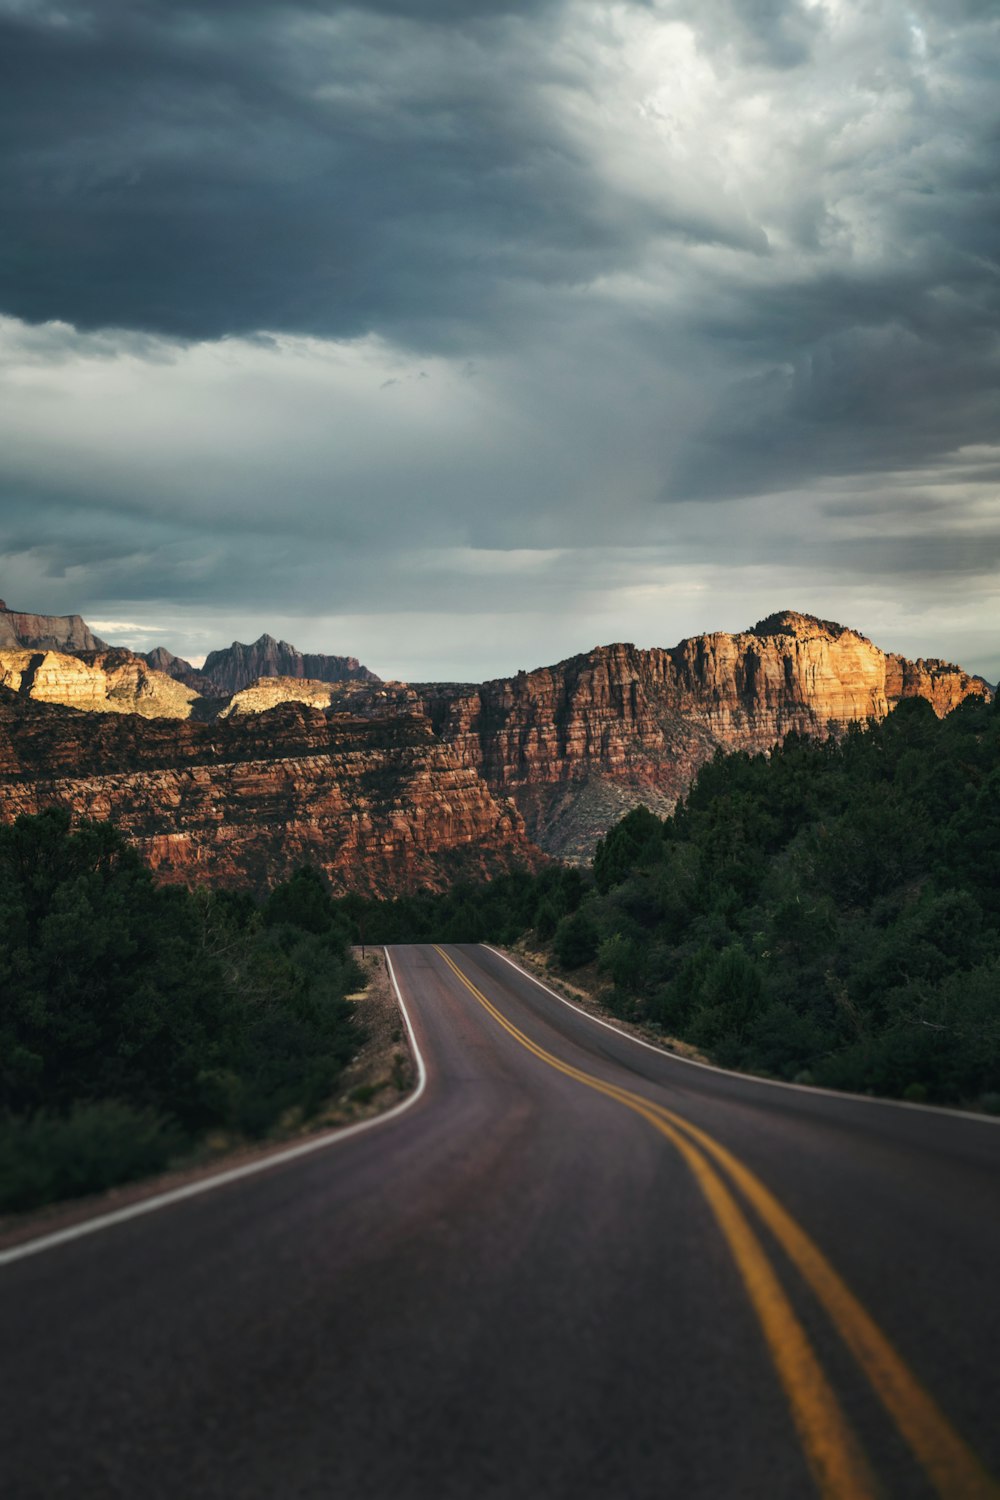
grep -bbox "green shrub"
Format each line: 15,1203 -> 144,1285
554,909 -> 600,969
0,1103 -> 184,1213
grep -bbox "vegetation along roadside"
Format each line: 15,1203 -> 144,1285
0,817 -> 371,1216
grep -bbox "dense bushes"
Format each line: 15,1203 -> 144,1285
572,694 -> 1000,1106
0,814 -> 362,1211
333,864 -> 587,948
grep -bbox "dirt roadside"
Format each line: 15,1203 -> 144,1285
0,946 -> 416,1254
501,941 -> 710,1064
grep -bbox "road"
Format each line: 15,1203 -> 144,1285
1,943 -> 998,1499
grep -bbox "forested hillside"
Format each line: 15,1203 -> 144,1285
340,693 -> 1000,1110
0,814 -> 362,1211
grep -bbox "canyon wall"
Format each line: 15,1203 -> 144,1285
0,693 -> 538,894
0,605 -> 989,874
414,612 -> 990,859
0,600 -> 105,652
0,649 -> 202,719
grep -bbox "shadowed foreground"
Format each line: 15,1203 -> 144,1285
1,944 -> 998,1498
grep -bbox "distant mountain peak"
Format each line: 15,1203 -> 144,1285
201,634 -> 380,695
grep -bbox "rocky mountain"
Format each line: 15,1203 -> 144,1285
0,599 -> 106,652
0,599 -> 989,879
0,691 -> 537,895
200,634 -> 380,695
0,649 -> 204,719
0,647 -> 394,724
141,645 -> 210,694
412,610 -> 990,859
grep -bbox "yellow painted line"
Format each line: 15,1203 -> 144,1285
434,946 -> 1000,1500
434,947 -> 877,1500
650,1104 -> 1000,1500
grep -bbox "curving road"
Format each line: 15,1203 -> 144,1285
1,943 -> 999,1499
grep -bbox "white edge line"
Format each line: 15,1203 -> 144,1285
482,945 -> 1000,1127
0,947 -> 428,1270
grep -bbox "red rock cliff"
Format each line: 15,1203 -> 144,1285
0,600 -> 105,652
0,693 -> 539,895
415,611 -> 989,859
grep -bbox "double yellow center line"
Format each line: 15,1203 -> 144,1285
434,946 -> 999,1500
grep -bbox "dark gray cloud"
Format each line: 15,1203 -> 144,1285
0,0 -> 676,344
0,0 -> 998,679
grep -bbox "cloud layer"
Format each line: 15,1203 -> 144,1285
0,0 -> 997,679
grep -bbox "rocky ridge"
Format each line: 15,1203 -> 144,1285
142,646 -> 210,694
0,601 -> 989,877
0,691 -> 537,894
0,648 -> 203,719
0,649 -> 406,725
0,599 -> 105,653
200,634 -> 380,695
411,610 -> 990,858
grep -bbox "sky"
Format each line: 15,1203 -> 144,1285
0,0 -> 997,682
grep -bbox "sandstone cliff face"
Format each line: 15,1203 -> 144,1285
414,611 -> 990,859
219,676 -> 354,718
0,649 -> 404,725
0,603 -> 989,876
0,649 -> 202,719
883,653 -> 988,718
0,694 -> 538,895
201,634 -> 380,694
0,600 -> 105,652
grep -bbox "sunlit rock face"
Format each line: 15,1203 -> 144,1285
0,606 -> 987,877
413,612 -> 990,861
0,695 -> 539,894
215,676 -> 415,718
0,600 -> 105,653
218,676 -> 344,718
0,649 -> 202,719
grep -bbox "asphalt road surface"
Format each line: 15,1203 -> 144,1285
2,943 -> 999,1499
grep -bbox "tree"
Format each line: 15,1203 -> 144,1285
593,806 -> 663,893
554,909 -> 600,969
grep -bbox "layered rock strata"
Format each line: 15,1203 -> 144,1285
0,599 -> 105,652
0,693 -> 538,894
0,605 -> 988,873
413,611 -> 990,859
0,649 -> 202,719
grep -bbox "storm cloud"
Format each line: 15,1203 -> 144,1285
0,0 -> 998,679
